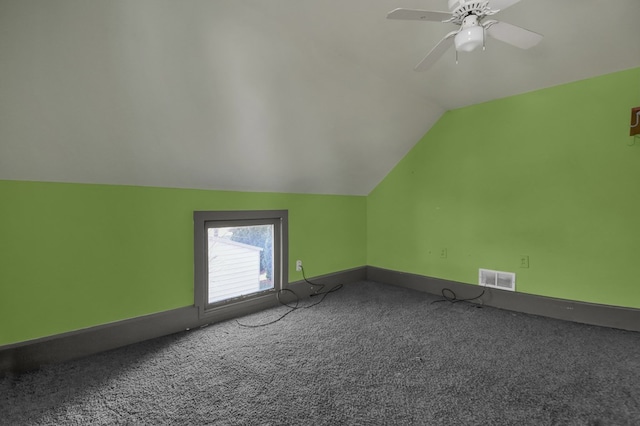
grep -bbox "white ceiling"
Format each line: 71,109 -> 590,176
1,0 -> 639,195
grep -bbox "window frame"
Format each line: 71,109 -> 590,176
193,210 -> 288,318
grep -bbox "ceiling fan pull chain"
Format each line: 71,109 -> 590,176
483,27 -> 486,50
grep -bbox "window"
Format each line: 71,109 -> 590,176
194,210 -> 288,317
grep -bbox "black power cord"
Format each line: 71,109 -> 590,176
236,266 -> 343,328
302,266 -> 343,299
430,287 -> 485,305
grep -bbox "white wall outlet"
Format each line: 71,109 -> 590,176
296,260 -> 303,271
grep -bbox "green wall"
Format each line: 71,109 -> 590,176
3,68 -> 639,347
368,67 -> 640,308
0,180 -> 366,346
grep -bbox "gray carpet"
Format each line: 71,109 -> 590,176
2,281 -> 640,425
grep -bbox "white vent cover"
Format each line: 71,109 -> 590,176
479,268 -> 516,291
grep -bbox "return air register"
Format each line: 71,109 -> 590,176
479,268 -> 516,291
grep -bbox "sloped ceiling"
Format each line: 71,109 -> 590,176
1,0 -> 639,195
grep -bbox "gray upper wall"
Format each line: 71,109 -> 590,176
1,0 -> 639,195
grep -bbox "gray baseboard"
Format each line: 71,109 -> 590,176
367,266 -> 640,332
289,266 -> 367,294
0,306 -> 198,376
6,264 -> 634,375
0,267 -> 366,375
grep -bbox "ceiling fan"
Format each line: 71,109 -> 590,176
387,0 -> 543,71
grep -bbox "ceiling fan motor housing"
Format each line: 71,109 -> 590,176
448,0 -> 489,12
447,1 -> 497,25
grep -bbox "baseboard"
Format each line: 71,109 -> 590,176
367,266 -> 640,332
8,264 -> 633,375
0,306 -> 198,376
289,266 -> 367,293
0,267 -> 366,375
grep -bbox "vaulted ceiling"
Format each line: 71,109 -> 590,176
1,0 -> 639,195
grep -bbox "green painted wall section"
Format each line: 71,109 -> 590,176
368,67 -> 640,308
3,68 -> 639,347
0,180 -> 366,346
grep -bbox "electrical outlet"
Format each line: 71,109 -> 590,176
519,255 -> 529,268
296,260 -> 303,271
440,248 -> 447,259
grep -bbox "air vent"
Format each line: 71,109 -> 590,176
479,268 -> 516,291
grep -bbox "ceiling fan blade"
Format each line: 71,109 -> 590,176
414,31 -> 457,71
488,0 -> 522,11
386,8 -> 452,22
486,21 -> 543,49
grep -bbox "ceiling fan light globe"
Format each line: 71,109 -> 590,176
454,25 -> 484,52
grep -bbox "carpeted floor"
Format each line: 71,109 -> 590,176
2,281 -> 640,425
